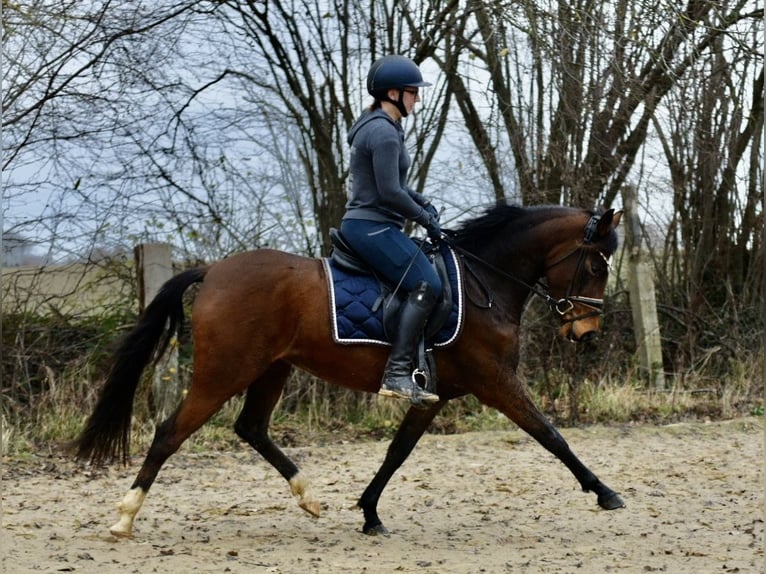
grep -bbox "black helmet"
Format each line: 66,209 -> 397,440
366,55 -> 432,98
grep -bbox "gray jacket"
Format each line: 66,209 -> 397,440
343,109 -> 430,227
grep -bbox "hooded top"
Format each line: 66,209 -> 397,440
343,108 -> 430,228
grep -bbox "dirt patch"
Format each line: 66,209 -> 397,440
2,418 -> 763,573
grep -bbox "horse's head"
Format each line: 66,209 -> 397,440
449,203 -> 622,342
544,209 -> 622,342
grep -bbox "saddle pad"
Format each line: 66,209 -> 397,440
322,244 -> 464,347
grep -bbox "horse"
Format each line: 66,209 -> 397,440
76,203 -> 625,538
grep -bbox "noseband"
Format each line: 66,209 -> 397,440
442,214 -> 609,324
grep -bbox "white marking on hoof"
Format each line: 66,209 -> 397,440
289,473 -> 321,518
109,487 -> 146,538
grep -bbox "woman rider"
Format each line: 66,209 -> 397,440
340,55 -> 442,407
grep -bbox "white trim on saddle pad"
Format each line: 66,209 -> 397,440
322,246 -> 465,348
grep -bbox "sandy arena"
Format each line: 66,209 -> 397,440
2,417 -> 762,573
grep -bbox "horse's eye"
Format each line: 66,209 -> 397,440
587,257 -> 606,277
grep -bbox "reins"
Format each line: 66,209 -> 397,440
436,214 -> 607,322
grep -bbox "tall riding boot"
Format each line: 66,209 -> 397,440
379,281 -> 440,407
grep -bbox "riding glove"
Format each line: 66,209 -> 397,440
424,202 -> 440,222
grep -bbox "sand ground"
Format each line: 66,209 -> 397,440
2,417 -> 763,573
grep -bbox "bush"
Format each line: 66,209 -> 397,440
2,288 -> 762,456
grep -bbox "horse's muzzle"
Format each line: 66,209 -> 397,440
554,295 -> 604,342
559,311 -> 601,342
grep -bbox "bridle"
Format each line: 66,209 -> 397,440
440,214 -> 609,324
543,215 -> 609,323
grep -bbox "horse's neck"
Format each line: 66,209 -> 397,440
468,212 -> 584,314
470,245 -> 539,319
491,223 -> 575,306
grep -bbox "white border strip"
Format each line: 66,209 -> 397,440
434,246 -> 464,348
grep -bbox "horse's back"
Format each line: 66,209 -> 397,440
192,249 -> 329,353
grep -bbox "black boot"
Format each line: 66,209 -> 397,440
379,281 -> 440,407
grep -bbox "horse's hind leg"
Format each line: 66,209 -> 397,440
110,386 -> 234,537
234,362 -> 321,518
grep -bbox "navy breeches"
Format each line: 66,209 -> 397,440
340,219 -> 442,294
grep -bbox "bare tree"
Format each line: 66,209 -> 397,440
433,0 -> 763,209
651,34 -> 763,371
2,0 -> 762,400
197,0 -> 464,254
3,1 -> 218,261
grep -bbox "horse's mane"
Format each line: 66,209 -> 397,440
450,203 -> 587,253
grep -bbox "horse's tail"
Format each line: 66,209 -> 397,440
76,267 -> 209,466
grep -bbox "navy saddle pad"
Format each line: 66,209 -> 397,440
322,243 -> 464,347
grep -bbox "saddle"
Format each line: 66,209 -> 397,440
326,228 -> 464,391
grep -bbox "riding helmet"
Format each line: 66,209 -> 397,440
366,55 -> 432,99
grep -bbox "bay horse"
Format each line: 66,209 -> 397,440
76,204 -> 625,538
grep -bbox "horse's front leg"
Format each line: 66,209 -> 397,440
482,371 -> 625,510
358,400 -> 445,535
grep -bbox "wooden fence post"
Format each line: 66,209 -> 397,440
134,243 -> 181,421
621,186 -> 666,390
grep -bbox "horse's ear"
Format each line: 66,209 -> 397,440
596,209 -> 622,236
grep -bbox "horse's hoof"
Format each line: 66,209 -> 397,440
598,492 -> 625,510
363,522 -> 390,537
299,499 -> 322,518
109,525 -> 133,538
289,474 -> 321,518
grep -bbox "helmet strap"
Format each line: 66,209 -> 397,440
380,89 -> 408,118
395,89 -> 408,117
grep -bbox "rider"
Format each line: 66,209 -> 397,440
340,54 -> 442,407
